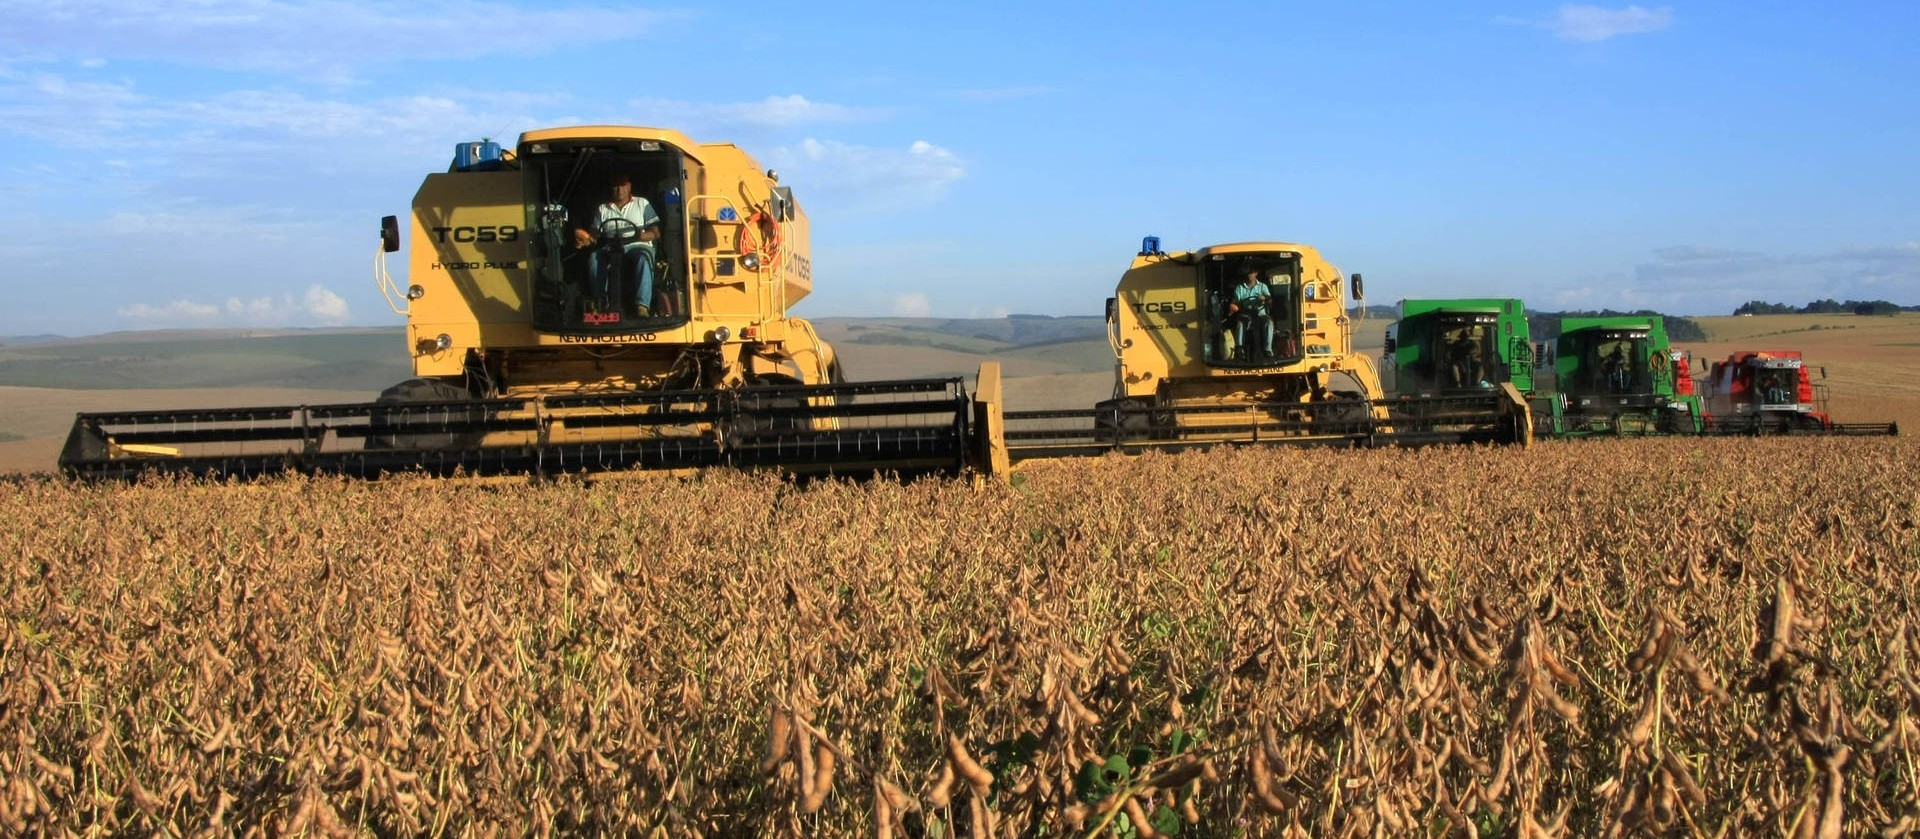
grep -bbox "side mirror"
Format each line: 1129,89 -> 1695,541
1350,272 -> 1364,301
1105,297 -> 1118,322
380,215 -> 401,253
771,186 -> 796,222
1383,336 -> 1397,354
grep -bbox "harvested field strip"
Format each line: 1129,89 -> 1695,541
2,437 -> 1916,836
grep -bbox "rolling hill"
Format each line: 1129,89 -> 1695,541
2,312 -> 1911,474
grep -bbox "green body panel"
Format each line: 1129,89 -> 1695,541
1545,316 -> 1704,436
1388,299 -> 1535,396
1387,304 -> 1707,438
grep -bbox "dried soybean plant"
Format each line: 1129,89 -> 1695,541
0,436 -> 1915,836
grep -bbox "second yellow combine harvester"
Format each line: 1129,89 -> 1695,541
999,238 -> 1533,460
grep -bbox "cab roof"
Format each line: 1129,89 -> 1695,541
518,125 -> 705,161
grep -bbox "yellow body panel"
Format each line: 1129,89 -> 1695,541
1111,242 -> 1384,405
388,125 -> 831,393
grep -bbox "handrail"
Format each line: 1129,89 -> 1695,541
373,240 -> 409,315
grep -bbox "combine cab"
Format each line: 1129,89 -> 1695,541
1384,298 -> 1557,432
1535,316 -> 1703,436
1701,351 -> 1898,436
1001,239 -> 1531,460
61,127 -> 980,481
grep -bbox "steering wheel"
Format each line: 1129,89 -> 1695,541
597,217 -> 641,243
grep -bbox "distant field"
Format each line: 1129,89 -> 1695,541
3,312 -> 1911,475
0,386 -> 380,474
0,327 -> 410,391
1680,313 -> 1920,429
0,319 -> 1116,474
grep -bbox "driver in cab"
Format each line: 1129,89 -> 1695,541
575,173 -> 661,316
1228,268 -> 1273,361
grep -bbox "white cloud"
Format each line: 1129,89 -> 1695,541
116,299 -> 222,325
1628,243 -> 1920,313
892,293 -> 932,317
117,284 -> 354,328
0,72 -> 550,201
1501,5 -> 1674,42
0,0 -> 681,82
744,94 -> 874,127
0,71 -> 147,147
772,138 -> 966,214
304,285 -> 351,324
98,207 -> 319,242
0,71 -> 513,149
1483,243 -> 1920,318
617,94 -> 884,133
0,74 -> 893,195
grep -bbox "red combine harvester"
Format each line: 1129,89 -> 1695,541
1700,351 -> 1898,435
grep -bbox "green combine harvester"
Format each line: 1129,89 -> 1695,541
1542,316 -> 1704,436
1383,298 -> 1536,396
1386,302 -> 1705,438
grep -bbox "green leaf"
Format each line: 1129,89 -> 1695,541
1127,744 -> 1154,769
1181,680 -> 1212,708
1150,804 -> 1183,835
1076,760 -> 1112,799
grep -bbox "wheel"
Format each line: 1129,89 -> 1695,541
367,378 -> 482,451
735,379 -> 812,436
1094,398 -> 1173,444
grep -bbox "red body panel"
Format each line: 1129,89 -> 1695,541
1701,350 -> 1832,429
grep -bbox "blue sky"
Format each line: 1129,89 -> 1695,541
1,1 -> 1916,335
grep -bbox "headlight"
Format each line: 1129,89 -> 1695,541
407,284 -> 425,300
740,253 -> 761,271
712,326 -> 731,343
434,333 -> 452,351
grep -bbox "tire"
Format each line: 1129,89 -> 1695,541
735,379 -> 811,437
367,378 -> 480,451
1094,398 -> 1171,444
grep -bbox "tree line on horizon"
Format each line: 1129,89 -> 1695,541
1732,299 -> 1915,316
1524,310 -> 1707,342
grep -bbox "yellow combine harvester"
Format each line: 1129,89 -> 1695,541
1000,238 -> 1532,459
61,126 -> 978,480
